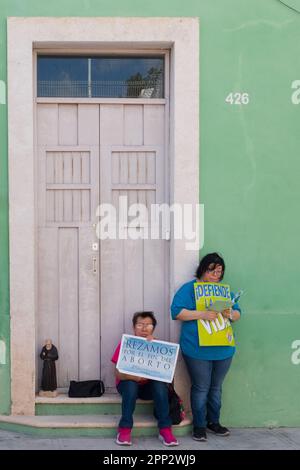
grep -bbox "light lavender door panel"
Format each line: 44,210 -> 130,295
37,104 -> 100,388
58,227 -> 79,386
100,103 -> 168,389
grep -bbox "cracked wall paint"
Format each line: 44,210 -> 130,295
0,340 -> 6,365
0,81 -> 6,104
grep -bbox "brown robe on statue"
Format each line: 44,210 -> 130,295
40,345 -> 59,391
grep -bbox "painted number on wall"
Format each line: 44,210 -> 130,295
291,340 -> 300,365
225,92 -> 249,105
291,80 -> 300,104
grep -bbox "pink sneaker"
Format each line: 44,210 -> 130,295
116,427 -> 132,446
159,427 -> 179,446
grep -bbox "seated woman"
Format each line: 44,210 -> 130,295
171,252 -> 242,442
111,311 -> 179,447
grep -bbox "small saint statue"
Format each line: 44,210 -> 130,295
39,339 -> 59,397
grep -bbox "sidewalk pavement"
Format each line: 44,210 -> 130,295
0,428 -> 299,450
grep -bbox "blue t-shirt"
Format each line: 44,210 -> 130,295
171,279 -> 241,361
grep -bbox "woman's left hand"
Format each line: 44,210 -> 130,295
222,308 -> 232,319
222,308 -> 241,322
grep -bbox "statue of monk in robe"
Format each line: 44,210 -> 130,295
39,339 -> 59,396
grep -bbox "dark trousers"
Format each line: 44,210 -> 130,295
117,380 -> 172,429
183,353 -> 232,428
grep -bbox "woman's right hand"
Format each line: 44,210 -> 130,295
200,310 -> 218,321
177,308 -> 219,322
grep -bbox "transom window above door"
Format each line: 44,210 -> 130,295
37,55 -> 165,98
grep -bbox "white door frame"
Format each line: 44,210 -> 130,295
8,17 -> 199,415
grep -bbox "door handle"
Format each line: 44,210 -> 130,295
93,257 -> 97,274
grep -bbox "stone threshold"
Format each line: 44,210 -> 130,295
35,392 -> 152,405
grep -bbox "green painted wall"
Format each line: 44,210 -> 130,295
1,0 -> 300,425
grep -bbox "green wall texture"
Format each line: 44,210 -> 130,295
1,0 -> 300,425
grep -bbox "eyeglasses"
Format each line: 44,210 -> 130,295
135,323 -> 154,329
206,268 -> 223,276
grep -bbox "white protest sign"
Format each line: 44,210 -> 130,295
116,334 -> 180,383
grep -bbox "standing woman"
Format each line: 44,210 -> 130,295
171,252 -> 241,442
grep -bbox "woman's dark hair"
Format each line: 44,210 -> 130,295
195,252 -> 225,280
132,311 -> 157,329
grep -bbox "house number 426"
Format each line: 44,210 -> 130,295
225,92 -> 249,105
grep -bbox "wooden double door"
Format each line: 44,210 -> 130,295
37,101 -> 169,390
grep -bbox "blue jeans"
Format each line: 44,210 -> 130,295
117,380 -> 172,429
182,354 -> 232,428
